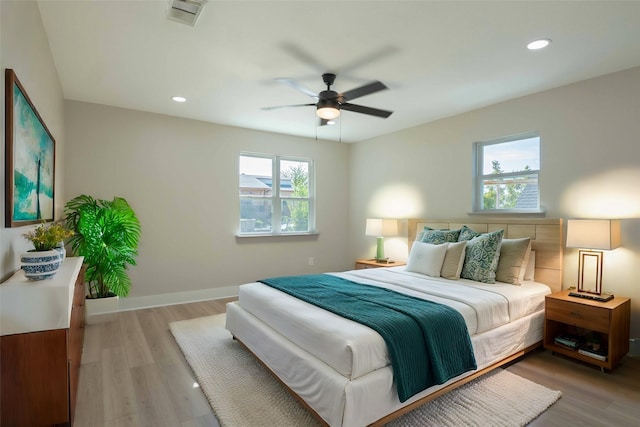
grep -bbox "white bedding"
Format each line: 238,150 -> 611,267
226,302 -> 546,427
233,267 -> 550,380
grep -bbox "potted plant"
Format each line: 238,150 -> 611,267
64,195 -> 141,322
21,222 -> 74,280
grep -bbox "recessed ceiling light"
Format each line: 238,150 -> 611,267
172,96 -> 187,103
527,39 -> 551,50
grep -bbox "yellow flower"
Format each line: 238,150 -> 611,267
23,222 -> 74,251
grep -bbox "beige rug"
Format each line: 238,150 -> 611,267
170,314 -> 561,427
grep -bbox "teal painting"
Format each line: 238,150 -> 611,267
5,69 -> 55,227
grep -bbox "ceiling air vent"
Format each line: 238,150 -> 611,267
167,0 -> 207,27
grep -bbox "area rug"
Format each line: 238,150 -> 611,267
170,314 -> 561,426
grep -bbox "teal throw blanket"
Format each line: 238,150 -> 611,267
259,274 -> 477,402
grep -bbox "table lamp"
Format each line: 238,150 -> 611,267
566,219 -> 621,301
365,218 -> 398,262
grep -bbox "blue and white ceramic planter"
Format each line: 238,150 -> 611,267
20,250 -> 62,280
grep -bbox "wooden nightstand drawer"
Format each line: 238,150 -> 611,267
546,298 -> 609,332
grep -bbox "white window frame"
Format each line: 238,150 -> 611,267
239,152 -> 315,236
472,132 -> 541,214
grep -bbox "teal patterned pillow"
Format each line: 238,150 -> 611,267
460,229 -> 504,283
458,225 -> 481,241
419,227 -> 460,245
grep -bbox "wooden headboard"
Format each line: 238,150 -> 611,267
408,218 -> 563,293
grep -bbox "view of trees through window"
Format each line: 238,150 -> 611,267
482,161 -> 536,209
281,163 -> 309,232
239,154 -> 312,234
475,135 -> 540,212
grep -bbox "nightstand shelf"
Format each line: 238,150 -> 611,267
544,290 -> 630,371
355,259 -> 406,270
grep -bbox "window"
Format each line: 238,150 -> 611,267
239,153 -> 314,235
473,133 -> 540,213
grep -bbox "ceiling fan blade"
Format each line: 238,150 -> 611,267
261,103 -> 315,111
338,45 -> 399,76
341,103 -> 393,118
274,78 -> 319,99
340,81 -> 388,102
279,42 -> 328,74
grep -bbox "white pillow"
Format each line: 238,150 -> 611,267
440,241 -> 467,279
523,251 -> 536,281
407,241 -> 448,277
519,244 -> 533,283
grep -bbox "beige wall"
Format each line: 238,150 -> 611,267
64,101 -> 351,308
350,66 -> 640,340
0,0 -> 66,280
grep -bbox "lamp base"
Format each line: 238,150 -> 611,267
577,249 -> 603,295
568,291 -> 614,302
375,237 -> 385,262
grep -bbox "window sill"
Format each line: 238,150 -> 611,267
236,232 -> 319,242
468,209 -> 546,217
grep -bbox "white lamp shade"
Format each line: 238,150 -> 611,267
365,218 -> 398,237
566,219 -> 621,250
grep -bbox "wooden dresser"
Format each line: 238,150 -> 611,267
1,257 -> 85,427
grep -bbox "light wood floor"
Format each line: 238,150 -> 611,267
74,299 -> 640,426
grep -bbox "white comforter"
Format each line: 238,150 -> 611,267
236,267 -> 549,380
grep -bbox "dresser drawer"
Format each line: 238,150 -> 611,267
546,298 -> 610,332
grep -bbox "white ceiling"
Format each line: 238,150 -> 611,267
37,0 -> 640,143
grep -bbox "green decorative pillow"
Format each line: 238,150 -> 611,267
496,238 -> 531,285
458,225 -> 481,241
419,227 -> 461,245
461,229 -> 504,283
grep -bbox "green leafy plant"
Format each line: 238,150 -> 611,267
23,222 -> 74,251
64,195 -> 141,298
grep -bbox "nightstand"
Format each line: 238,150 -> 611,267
355,259 -> 406,269
543,290 -> 630,371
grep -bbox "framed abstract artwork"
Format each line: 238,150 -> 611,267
5,69 -> 56,227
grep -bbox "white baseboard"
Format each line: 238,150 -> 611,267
110,285 -> 239,313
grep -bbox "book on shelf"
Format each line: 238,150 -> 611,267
554,334 -> 584,349
578,344 -> 608,361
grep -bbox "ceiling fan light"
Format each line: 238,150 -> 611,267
317,106 -> 340,120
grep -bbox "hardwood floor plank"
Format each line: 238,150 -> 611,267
80,324 -> 102,364
118,310 -> 155,368
99,313 -> 125,350
129,364 -> 181,427
180,413 -> 220,427
155,360 -> 213,422
102,346 -> 138,423
106,413 -> 138,427
74,361 -> 104,426
134,309 -> 184,366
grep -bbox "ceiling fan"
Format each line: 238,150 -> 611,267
262,73 -> 393,124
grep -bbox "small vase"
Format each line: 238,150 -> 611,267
20,250 -> 63,280
54,242 -> 66,261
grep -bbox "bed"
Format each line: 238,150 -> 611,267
225,218 -> 563,427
